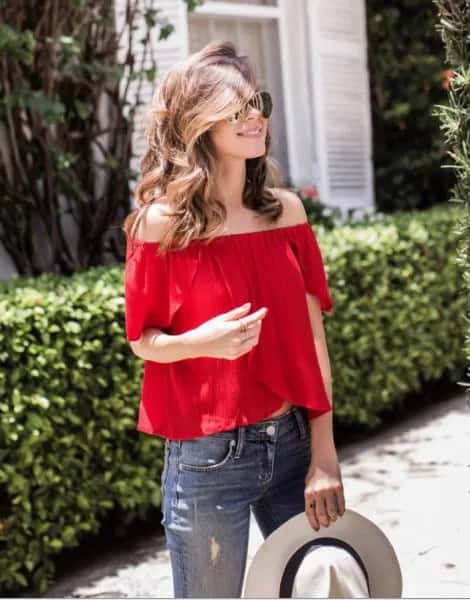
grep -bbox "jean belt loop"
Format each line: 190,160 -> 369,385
234,425 -> 244,459
293,406 -> 309,440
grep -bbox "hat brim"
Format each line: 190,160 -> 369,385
242,508 -> 402,598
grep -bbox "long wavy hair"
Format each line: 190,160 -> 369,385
122,40 -> 285,253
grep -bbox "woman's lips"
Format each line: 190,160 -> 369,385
237,128 -> 263,138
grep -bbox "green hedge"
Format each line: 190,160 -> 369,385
0,204 -> 465,594
323,204 -> 465,424
0,266 -> 164,593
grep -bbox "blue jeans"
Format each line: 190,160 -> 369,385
160,405 -> 312,598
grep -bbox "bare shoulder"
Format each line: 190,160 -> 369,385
268,187 -> 308,227
131,200 -> 172,242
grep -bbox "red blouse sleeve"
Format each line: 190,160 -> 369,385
289,223 -> 334,315
124,239 -> 176,342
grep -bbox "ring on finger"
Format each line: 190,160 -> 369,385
239,320 -> 248,334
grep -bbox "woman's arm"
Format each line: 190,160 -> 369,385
126,203 -> 202,363
305,293 -> 336,458
304,293 -> 345,530
270,186 -> 337,455
129,328 -> 200,363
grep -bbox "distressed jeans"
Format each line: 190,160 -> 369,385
160,405 -> 312,598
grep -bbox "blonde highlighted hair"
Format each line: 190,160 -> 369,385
122,40 -> 285,253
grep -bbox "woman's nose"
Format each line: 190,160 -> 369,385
246,105 -> 263,120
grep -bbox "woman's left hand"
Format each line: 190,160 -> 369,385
304,449 -> 346,531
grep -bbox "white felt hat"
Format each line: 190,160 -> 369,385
242,508 -> 402,598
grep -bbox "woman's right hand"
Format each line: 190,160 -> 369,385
188,302 -> 269,360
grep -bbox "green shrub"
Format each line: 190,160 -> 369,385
366,2 -> 456,211
0,266 -> 165,594
0,203 -> 465,594
323,204 -> 465,425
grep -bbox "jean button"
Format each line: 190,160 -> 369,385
266,425 -> 275,436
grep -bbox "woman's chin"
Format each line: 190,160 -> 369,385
242,144 -> 266,159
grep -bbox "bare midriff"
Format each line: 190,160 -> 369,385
259,399 -> 294,421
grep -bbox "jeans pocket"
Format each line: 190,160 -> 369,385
179,437 -> 237,472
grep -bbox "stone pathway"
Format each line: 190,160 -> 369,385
41,392 -> 470,598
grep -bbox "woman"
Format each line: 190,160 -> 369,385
122,40 -> 345,598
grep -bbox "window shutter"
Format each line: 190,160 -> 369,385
307,0 -> 374,215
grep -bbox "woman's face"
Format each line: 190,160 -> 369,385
208,102 -> 268,161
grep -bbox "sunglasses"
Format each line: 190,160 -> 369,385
226,90 -> 273,124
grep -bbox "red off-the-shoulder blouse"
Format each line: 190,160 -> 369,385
124,221 -> 334,440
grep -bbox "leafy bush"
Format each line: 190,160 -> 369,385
0,1 -> 177,275
0,203 -> 465,594
432,0 -> 470,396
366,2 -> 456,211
0,266 -> 164,593
324,203 -> 465,425
297,186 -> 342,230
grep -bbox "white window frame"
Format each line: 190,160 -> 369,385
278,0 -> 315,188
191,0 -> 301,184
192,2 -> 279,20
193,1 -> 316,189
